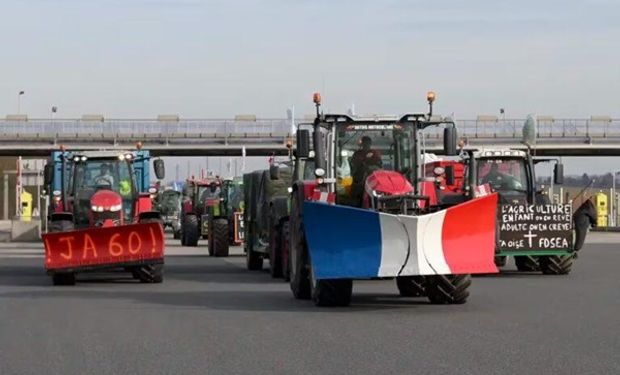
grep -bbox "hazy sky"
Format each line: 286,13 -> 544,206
1,0 -> 619,175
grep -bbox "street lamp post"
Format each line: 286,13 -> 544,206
613,172 -> 619,227
17,91 -> 25,114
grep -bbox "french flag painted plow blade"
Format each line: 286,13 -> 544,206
302,193 -> 499,280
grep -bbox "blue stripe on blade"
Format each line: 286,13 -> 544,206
303,201 -> 382,279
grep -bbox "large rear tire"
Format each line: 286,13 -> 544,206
182,215 -> 199,247
396,276 -> 426,297
133,264 -> 164,283
52,272 -> 76,286
539,255 -> 574,275
210,218 -> 230,257
425,274 -> 471,304
514,256 -> 539,272
289,191 -> 310,299
269,221 -> 283,278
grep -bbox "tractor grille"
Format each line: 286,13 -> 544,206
93,211 -> 122,227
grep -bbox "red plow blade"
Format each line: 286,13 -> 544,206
43,222 -> 165,271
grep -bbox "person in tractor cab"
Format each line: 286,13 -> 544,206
480,162 -> 523,191
351,136 -> 382,178
94,164 -> 115,187
350,136 -> 382,205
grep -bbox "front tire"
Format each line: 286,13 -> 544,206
396,276 -> 426,297
52,272 -> 76,286
49,220 -> 74,233
132,264 -> 164,283
209,218 -> 230,257
494,256 -> 507,267
182,215 -> 199,247
425,274 -> 471,304
289,190 -> 310,299
539,255 -> 574,275
311,276 -> 353,307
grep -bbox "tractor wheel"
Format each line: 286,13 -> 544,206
133,264 -> 164,283
210,218 -> 229,257
182,215 -> 199,247
494,256 -> 507,267
281,221 -> 291,282
425,274 -> 471,304
539,255 -> 574,275
49,220 -> 74,233
514,256 -> 539,272
245,228 -> 263,271
396,276 -> 426,297
289,192 -> 310,300
269,221 -> 283,278
52,272 -> 76,286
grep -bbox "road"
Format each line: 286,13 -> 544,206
1,233 -> 619,375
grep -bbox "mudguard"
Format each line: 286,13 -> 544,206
43,222 -> 165,271
303,193 -> 498,279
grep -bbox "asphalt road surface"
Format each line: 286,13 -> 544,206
1,233 -> 619,375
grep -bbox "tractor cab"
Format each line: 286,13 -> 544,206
470,149 -> 534,205
297,91 -> 458,214
68,153 -> 139,228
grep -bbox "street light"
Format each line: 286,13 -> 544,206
17,91 -> 25,114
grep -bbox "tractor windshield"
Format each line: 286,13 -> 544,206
477,158 -> 527,193
335,123 -> 414,205
159,190 -> 181,215
72,158 -> 136,224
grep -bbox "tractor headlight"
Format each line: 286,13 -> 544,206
91,205 -> 104,212
110,204 -> 122,212
315,168 -> 326,177
148,187 -> 157,194
52,190 -> 61,197
433,167 -> 445,175
287,187 -> 293,193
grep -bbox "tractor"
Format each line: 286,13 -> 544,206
155,188 -> 182,239
179,177 -> 230,256
42,149 -> 166,285
461,147 -> 596,274
286,92 -> 499,307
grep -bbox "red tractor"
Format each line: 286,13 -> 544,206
287,92 -> 499,307
42,150 -> 166,285
180,177 -> 230,257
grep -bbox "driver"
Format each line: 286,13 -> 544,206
481,162 -> 522,189
94,164 -> 114,186
350,136 -> 382,205
351,136 -> 382,179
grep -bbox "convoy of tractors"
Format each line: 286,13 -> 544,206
40,92 -> 595,308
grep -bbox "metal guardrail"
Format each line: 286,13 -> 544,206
0,118 -> 618,139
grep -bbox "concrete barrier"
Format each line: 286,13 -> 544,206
11,219 -> 41,242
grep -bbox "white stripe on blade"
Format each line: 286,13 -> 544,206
416,210 -> 451,275
396,215 -> 420,276
378,213 -> 410,277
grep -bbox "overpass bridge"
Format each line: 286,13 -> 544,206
0,116 -> 619,157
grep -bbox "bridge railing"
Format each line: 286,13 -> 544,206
0,118 -> 618,140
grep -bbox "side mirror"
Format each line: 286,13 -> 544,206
43,164 -> 53,186
269,165 -> 279,180
154,159 -> 165,180
296,129 -> 310,158
445,165 -> 455,186
554,163 -> 564,185
443,126 -> 457,156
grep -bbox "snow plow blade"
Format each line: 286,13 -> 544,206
303,193 -> 499,280
43,222 -> 165,271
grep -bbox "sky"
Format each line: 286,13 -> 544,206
1,0 -> 619,176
